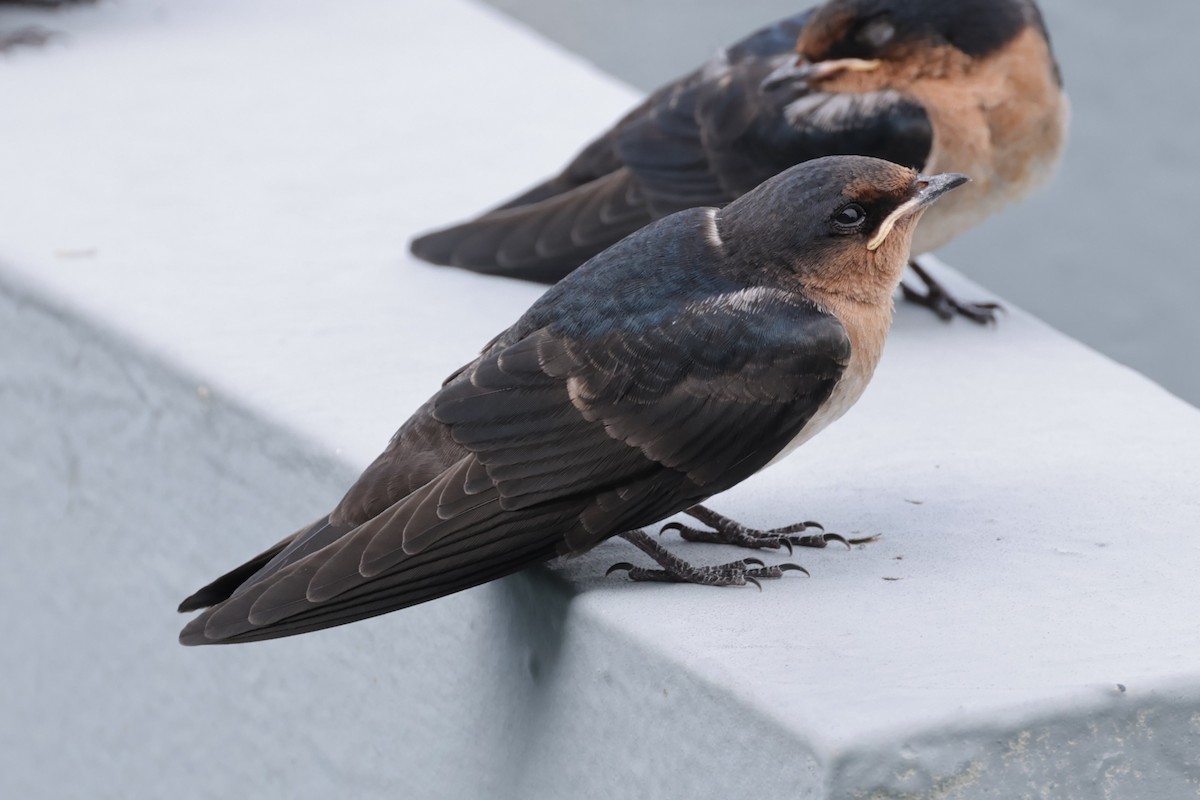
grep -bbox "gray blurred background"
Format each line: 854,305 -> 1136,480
481,0 -> 1200,407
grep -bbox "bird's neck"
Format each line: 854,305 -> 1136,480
800,275 -> 894,381
798,244 -> 906,310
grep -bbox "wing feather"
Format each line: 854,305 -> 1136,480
181,244 -> 851,644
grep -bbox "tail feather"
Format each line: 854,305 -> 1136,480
177,536 -> 292,613
486,174 -> 579,213
178,504 -> 579,645
176,516 -> 335,612
410,169 -> 652,284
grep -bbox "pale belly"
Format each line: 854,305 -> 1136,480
764,361 -> 874,469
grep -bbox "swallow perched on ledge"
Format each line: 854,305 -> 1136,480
410,0 -> 1066,323
179,156 -> 966,645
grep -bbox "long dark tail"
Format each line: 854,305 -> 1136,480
177,517 -> 335,612
409,169 -> 652,284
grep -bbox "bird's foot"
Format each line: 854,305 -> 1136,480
902,260 -> 1004,325
661,504 -> 874,555
608,530 -> 807,588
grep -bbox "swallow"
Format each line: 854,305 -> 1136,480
179,156 -> 966,644
410,0 -> 1066,324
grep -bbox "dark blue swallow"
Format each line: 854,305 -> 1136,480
180,156 -> 966,644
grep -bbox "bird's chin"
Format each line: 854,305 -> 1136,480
870,224 -> 919,269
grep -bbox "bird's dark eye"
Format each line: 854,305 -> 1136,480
857,17 -> 895,49
832,203 -> 867,231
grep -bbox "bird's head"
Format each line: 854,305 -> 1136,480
720,156 -> 967,301
763,0 -> 1036,88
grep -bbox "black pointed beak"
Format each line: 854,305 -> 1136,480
761,55 -> 805,91
912,173 -> 970,209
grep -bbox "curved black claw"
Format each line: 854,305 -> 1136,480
823,533 -> 851,549
745,576 -> 763,591
742,562 -> 809,582
742,558 -> 765,568
955,301 -> 1004,325
902,282 -> 1005,324
902,261 -> 1005,325
605,562 -> 636,577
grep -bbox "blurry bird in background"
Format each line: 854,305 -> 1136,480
411,0 -> 1067,324
179,156 -> 965,644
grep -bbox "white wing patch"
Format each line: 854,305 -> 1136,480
784,90 -> 907,131
686,286 -> 792,317
703,208 -> 724,252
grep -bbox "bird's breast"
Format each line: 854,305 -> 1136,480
766,356 -> 874,467
765,293 -> 890,468
907,26 -> 1069,253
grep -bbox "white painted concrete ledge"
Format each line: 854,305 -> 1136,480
2,1 -> 1199,798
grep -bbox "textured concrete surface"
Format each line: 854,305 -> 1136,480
480,0 -> 1200,408
2,1 -> 1200,798
0,272 -> 826,799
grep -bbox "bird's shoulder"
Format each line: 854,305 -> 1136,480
556,10 -> 816,210
606,10 -> 935,205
